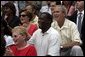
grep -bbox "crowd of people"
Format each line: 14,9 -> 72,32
1,1 -> 84,56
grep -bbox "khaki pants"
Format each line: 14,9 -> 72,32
60,45 -> 83,56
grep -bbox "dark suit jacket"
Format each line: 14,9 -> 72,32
1,16 -> 21,36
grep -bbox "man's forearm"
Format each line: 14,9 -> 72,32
61,42 -> 80,48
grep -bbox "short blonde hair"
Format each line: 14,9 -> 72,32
12,26 -> 27,35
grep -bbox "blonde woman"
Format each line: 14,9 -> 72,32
5,26 -> 37,56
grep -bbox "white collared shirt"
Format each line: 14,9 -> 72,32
51,19 -> 82,45
28,27 -> 60,56
77,10 -> 84,26
40,5 -> 52,15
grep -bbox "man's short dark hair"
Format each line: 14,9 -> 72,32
39,12 -> 53,23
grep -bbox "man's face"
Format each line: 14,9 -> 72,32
76,1 -> 84,10
53,6 -> 64,22
4,7 -> 12,16
38,14 -> 50,31
38,19 -> 44,29
50,2 -> 56,14
38,18 -> 46,29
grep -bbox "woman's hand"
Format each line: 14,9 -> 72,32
4,47 -> 14,56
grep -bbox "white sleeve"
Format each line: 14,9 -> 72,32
48,33 -> 61,56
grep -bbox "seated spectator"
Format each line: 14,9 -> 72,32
50,1 -> 57,15
5,26 -> 37,56
19,9 -> 38,40
40,1 -> 52,15
1,2 -> 21,36
67,1 -> 84,55
25,4 -> 39,27
28,12 -> 60,56
50,1 -> 62,15
62,1 -> 75,16
51,5 -> 83,56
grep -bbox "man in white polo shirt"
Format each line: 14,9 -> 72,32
28,12 -> 61,56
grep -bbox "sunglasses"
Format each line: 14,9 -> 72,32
12,34 -> 23,38
20,15 -> 27,17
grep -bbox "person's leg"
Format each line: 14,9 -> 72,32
70,45 -> 83,56
60,48 -> 71,56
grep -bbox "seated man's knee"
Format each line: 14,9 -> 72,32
72,45 -> 82,51
72,45 -> 81,50
71,45 -> 83,56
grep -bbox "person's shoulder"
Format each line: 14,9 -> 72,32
27,44 -> 36,50
49,27 -> 60,40
28,44 -> 35,48
30,23 -> 37,27
32,28 -> 41,34
50,27 -> 59,35
66,19 -> 77,28
66,19 -> 76,25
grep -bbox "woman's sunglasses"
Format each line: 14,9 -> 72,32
20,15 -> 27,17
